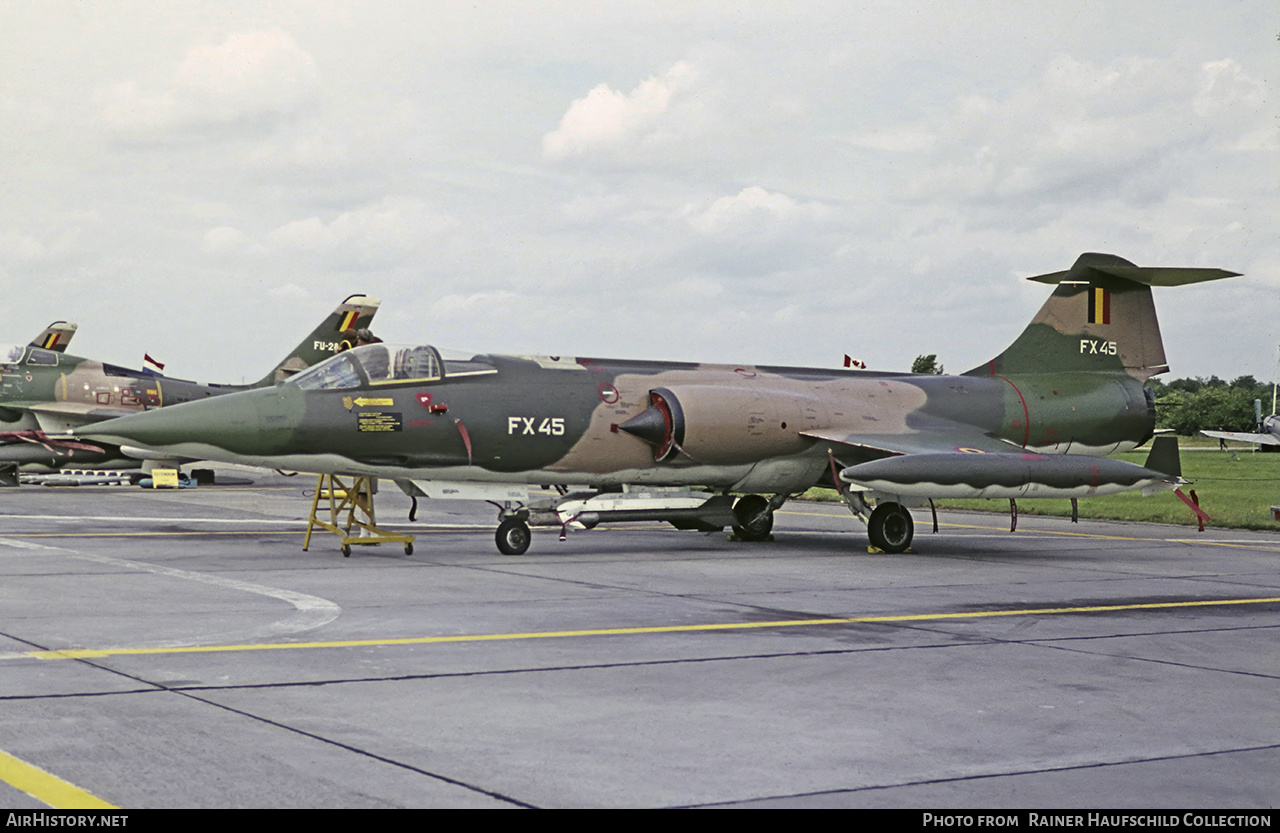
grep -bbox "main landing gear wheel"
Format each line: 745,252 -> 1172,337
732,494 -> 774,541
867,502 -> 913,553
496,518 -> 532,556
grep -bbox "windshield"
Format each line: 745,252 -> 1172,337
292,343 -> 446,390
293,352 -> 365,390
0,344 -> 24,366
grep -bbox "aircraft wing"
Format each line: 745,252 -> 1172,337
28,402 -> 137,433
1200,429 -> 1280,446
801,423 -> 1019,458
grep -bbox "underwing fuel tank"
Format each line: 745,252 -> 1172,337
840,451 -> 1182,499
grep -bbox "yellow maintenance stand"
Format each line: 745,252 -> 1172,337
303,474 -> 415,557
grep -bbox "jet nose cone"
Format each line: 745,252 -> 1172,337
78,389 -> 283,456
617,406 -> 667,446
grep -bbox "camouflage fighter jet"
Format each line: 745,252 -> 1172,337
1201,349 -> 1280,448
1202,419 -> 1280,447
80,254 -> 1237,555
1201,398 -> 1280,447
0,295 -> 379,472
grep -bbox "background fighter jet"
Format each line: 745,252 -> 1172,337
1201,392 -> 1280,447
0,295 -> 379,473
82,254 -> 1237,555
1202,419 -> 1280,447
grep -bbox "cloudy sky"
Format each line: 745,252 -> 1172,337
1,1 -> 1275,385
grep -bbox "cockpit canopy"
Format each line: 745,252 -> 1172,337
0,344 -> 57,367
291,343 -> 494,391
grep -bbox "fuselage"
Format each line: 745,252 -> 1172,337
80,343 -> 1157,494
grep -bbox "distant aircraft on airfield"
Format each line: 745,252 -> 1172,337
81,253 -> 1237,556
0,295 -> 379,473
1201,388 -> 1280,447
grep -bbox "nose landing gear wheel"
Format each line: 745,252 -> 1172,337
496,518 -> 532,556
867,502 -> 913,553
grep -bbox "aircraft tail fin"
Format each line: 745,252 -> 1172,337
964,253 -> 1239,381
30,321 -> 78,353
254,294 -> 381,386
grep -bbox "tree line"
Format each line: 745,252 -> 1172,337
1150,375 -> 1276,436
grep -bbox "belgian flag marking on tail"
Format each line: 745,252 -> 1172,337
40,334 -> 60,349
1088,286 -> 1110,325
338,309 -> 360,331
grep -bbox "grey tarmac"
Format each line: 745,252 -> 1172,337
1,470 -> 1277,809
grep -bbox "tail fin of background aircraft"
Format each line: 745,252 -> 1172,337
253,294 -> 381,386
29,321 -> 77,353
965,253 -> 1239,381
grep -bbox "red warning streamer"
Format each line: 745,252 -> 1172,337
1173,488 -> 1209,532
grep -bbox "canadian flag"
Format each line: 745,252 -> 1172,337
843,355 -> 866,369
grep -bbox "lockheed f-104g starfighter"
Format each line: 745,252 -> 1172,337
80,254 -> 1237,554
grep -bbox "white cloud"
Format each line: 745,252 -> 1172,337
200,226 -> 244,254
1193,58 -> 1269,141
668,277 -> 724,299
684,186 -> 834,237
676,186 -> 841,277
100,29 -> 319,138
0,229 -> 46,264
267,196 -> 457,267
0,224 -> 85,268
892,54 -> 1274,209
543,61 -> 696,162
430,290 -> 524,318
845,128 -> 937,153
268,282 -> 311,301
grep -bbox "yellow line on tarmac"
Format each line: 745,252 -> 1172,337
780,509 -> 1280,549
27,596 -> 1280,661
3,530 -> 300,539
0,749 -> 116,809
938,522 -> 1280,549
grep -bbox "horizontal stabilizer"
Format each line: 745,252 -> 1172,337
1027,253 -> 1240,287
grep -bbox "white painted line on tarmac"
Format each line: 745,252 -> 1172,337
0,537 -> 341,653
